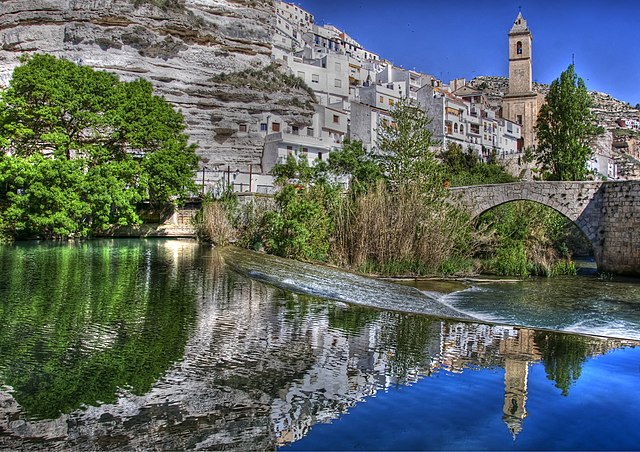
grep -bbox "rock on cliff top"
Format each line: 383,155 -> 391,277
469,75 -> 639,128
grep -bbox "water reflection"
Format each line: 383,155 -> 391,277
0,242 -> 637,450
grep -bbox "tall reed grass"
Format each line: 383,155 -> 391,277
331,182 -> 476,275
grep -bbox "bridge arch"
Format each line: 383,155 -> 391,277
449,181 -> 605,264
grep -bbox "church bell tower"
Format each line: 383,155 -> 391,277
508,12 -> 532,95
502,11 -> 542,150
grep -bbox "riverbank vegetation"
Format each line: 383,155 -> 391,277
197,98 -> 583,278
0,54 -> 198,241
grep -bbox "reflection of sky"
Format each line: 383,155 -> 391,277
282,347 -> 640,451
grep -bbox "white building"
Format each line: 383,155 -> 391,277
287,53 -> 350,105
349,101 -> 393,152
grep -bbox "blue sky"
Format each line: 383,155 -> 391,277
293,1 -> 640,106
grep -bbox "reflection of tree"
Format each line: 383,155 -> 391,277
379,313 -> 440,380
534,331 -> 589,396
0,240 -> 198,419
327,304 -> 378,337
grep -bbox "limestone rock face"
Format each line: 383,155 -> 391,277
0,0 -> 312,171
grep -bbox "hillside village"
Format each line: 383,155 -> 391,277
0,0 -> 639,193
227,1 -> 640,193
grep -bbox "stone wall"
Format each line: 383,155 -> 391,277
597,182 -> 640,274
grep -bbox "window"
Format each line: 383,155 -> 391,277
272,122 -> 280,132
292,126 -> 299,135
239,124 -> 247,133
334,78 -> 342,88
307,127 -> 314,136
446,122 -> 452,134
335,62 -> 341,71
312,74 -> 319,83
333,115 -> 340,124
318,152 -> 323,161
389,99 -> 394,106
517,115 -> 523,125
260,123 -> 267,132
517,41 -> 523,55
297,71 -> 305,79
460,125 -> 464,134
379,95 -> 384,103
454,123 -> 458,133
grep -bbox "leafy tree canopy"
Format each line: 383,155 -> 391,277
376,97 -> 444,197
534,64 -> 603,181
0,54 -> 198,239
440,142 -> 517,187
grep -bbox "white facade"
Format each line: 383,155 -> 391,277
358,82 -> 403,111
275,1 -> 314,31
497,119 -> 521,156
377,64 -> 435,101
349,101 -> 393,152
287,54 -> 350,104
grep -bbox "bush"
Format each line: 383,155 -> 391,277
194,200 -> 236,246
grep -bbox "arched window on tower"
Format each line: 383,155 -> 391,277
517,41 -> 523,55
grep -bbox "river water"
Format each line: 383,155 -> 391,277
0,239 -> 639,450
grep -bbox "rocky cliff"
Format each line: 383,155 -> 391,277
469,75 -> 640,128
0,0 -> 314,172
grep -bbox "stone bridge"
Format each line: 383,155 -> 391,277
449,181 -> 640,276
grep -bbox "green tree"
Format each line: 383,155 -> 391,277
440,142 -> 517,186
376,97 -> 444,195
326,139 -> 383,194
261,157 -> 339,261
534,64 -> 603,181
0,54 -> 198,239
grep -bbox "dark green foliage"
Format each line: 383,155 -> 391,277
440,142 -> 517,186
261,157 -> 339,261
535,331 -> 590,396
534,64 -> 604,181
326,139 -> 383,194
377,97 -> 444,196
477,201 -> 583,277
0,241 -> 198,418
0,54 -> 198,239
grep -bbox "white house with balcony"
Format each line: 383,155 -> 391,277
275,1 -> 314,31
377,64 -> 435,101
497,119 -> 522,156
419,85 -> 467,150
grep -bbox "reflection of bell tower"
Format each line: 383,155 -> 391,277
499,328 -> 539,438
502,359 -> 529,438
502,11 -> 543,150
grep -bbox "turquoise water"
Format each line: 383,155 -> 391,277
0,240 -> 638,450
